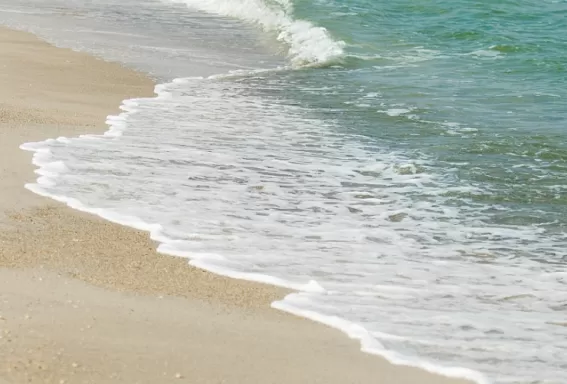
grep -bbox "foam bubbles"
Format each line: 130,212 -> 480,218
21,74 -> 567,384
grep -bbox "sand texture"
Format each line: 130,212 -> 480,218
0,27 -> 472,384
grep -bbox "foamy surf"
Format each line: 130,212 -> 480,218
21,133 -> 489,384
20,74 -> 497,384
163,0 -> 345,66
21,68 -> 567,382
22,70 -> 567,384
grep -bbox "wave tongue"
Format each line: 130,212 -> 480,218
21,73 -> 567,384
165,0 -> 345,66
19,73 -> 491,382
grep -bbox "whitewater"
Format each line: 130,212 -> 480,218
5,0 -> 567,383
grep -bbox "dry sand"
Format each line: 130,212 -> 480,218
0,27 -> 473,384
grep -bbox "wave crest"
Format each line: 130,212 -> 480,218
166,0 -> 345,66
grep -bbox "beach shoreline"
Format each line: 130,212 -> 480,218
0,26 -> 473,384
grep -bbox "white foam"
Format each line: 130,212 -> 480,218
19,75 -> 567,384
164,0 -> 345,66
385,108 -> 411,117
188,258 -> 328,293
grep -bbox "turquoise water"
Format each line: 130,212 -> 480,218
5,0 -> 567,383
298,0 -> 567,234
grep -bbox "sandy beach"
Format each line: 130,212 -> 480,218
0,27 -> 472,384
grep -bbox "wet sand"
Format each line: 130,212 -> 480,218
0,27 -> 472,384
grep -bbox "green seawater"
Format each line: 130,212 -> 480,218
286,0 -> 567,244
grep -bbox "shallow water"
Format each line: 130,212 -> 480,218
4,0 -> 567,383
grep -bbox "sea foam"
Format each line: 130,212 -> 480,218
21,74 -> 495,384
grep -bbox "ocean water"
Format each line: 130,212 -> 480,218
3,0 -> 567,383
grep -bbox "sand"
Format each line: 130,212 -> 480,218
0,27 -> 473,384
